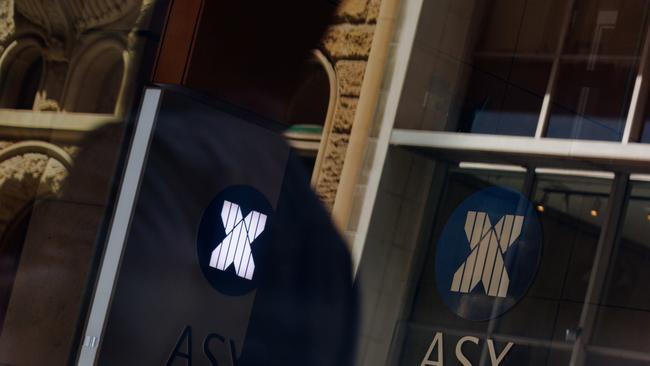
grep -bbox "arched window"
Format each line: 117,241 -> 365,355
65,41 -> 125,114
0,42 -> 44,110
285,57 -> 331,128
284,50 -> 337,181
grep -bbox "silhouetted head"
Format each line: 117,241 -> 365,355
184,0 -> 340,117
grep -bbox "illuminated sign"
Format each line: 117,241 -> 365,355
209,200 -> 267,280
197,185 -> 273,295
82,87 -> 290,365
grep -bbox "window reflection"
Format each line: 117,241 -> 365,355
563,0 -> 648,57
546,60 -> 635,141
0,1 -> 158,364
0,44 -> 43,110
459,0 -> 564,136
459,59 -> 552,136
400,0 -> 650,141
395,168 -> 614,365
587,180 -> 650,363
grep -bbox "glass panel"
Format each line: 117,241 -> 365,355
0,1 -> 163,364
637,89 -> 650,142
546,60 -> 636,141
394,0 -> 564,134
459,59 -> 552,135
399,0 -> 650,140
584,180 -> 650,364
546,0 -> 650,140
460,0 -> 563,136
393,169 -> 612,366
563,0 -> 649,57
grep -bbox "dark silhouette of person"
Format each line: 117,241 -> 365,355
62,1 -> 357,365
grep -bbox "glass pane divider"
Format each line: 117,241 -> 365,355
75,88 -> 162,366
477,168 -> 536,365
391,129 -> 650,172
569,174 -> 630,366
534,0 -> 577,139
534,168 -> 614,180
350,0 -> 426,277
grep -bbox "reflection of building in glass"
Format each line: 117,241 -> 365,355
0,0 -> 155,235
344,1 -> 650,365
0,1 -> 156,364
0,0 -> 392,364
153,0 -> 386,211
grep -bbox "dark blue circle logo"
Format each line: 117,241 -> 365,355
435,186 -> 542,321
197,185 -> 273,296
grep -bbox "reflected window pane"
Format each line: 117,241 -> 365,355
396,0 -> 564,134
546,60 -> 636,141
475,0 -> 563,64
563,0 -> 650,57
637,89 -> 650,142
0,1 -> 161,364
459,0 -> 565,136
546,0 -> 650,141
396,168 -> 612,365
587,180 -> 650,363
460,60 -> 551,135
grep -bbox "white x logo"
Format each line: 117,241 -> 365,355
450,211 -> 523,298
209,200 -> 267,280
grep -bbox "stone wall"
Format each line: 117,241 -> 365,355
0,0 -> 14,47
0,1 -> 154,363
315,0 -> 381,209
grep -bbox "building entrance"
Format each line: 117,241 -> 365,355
369,151 -> 650,366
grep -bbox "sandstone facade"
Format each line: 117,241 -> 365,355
0,1 -> 153,364
0,0 -> 152,224
315,0 -> 381,209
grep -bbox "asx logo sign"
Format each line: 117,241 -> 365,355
435,187 -> 542,321
209,200 -> 267,280
197,186 -> 273,296
450,212 -> 523,298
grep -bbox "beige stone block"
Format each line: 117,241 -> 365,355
366,0 -> 381,23
36,157 -> 67,196
335,0 -> 369,22
333,97 -> 359,133
322,24 -> 375,59
336,60 -> 367,97
0,0 -> 14,42
0,153 -> 48,232
315,133 -> 350,208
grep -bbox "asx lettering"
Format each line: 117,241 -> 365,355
166,326 -> 239,366
421,332 -> 513,366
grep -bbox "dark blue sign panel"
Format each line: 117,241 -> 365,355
435,186 -> 542,321
96,87 -> 291,366
93,86 -> 355,366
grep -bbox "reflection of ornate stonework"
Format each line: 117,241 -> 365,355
0,0 -> 152,115
0,1 -> 152,359
0,0 -> 14,44
0,0 -> 153,227
314,0 -> 380,209
15,0 -> 142,37
0,151 -> 68,235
